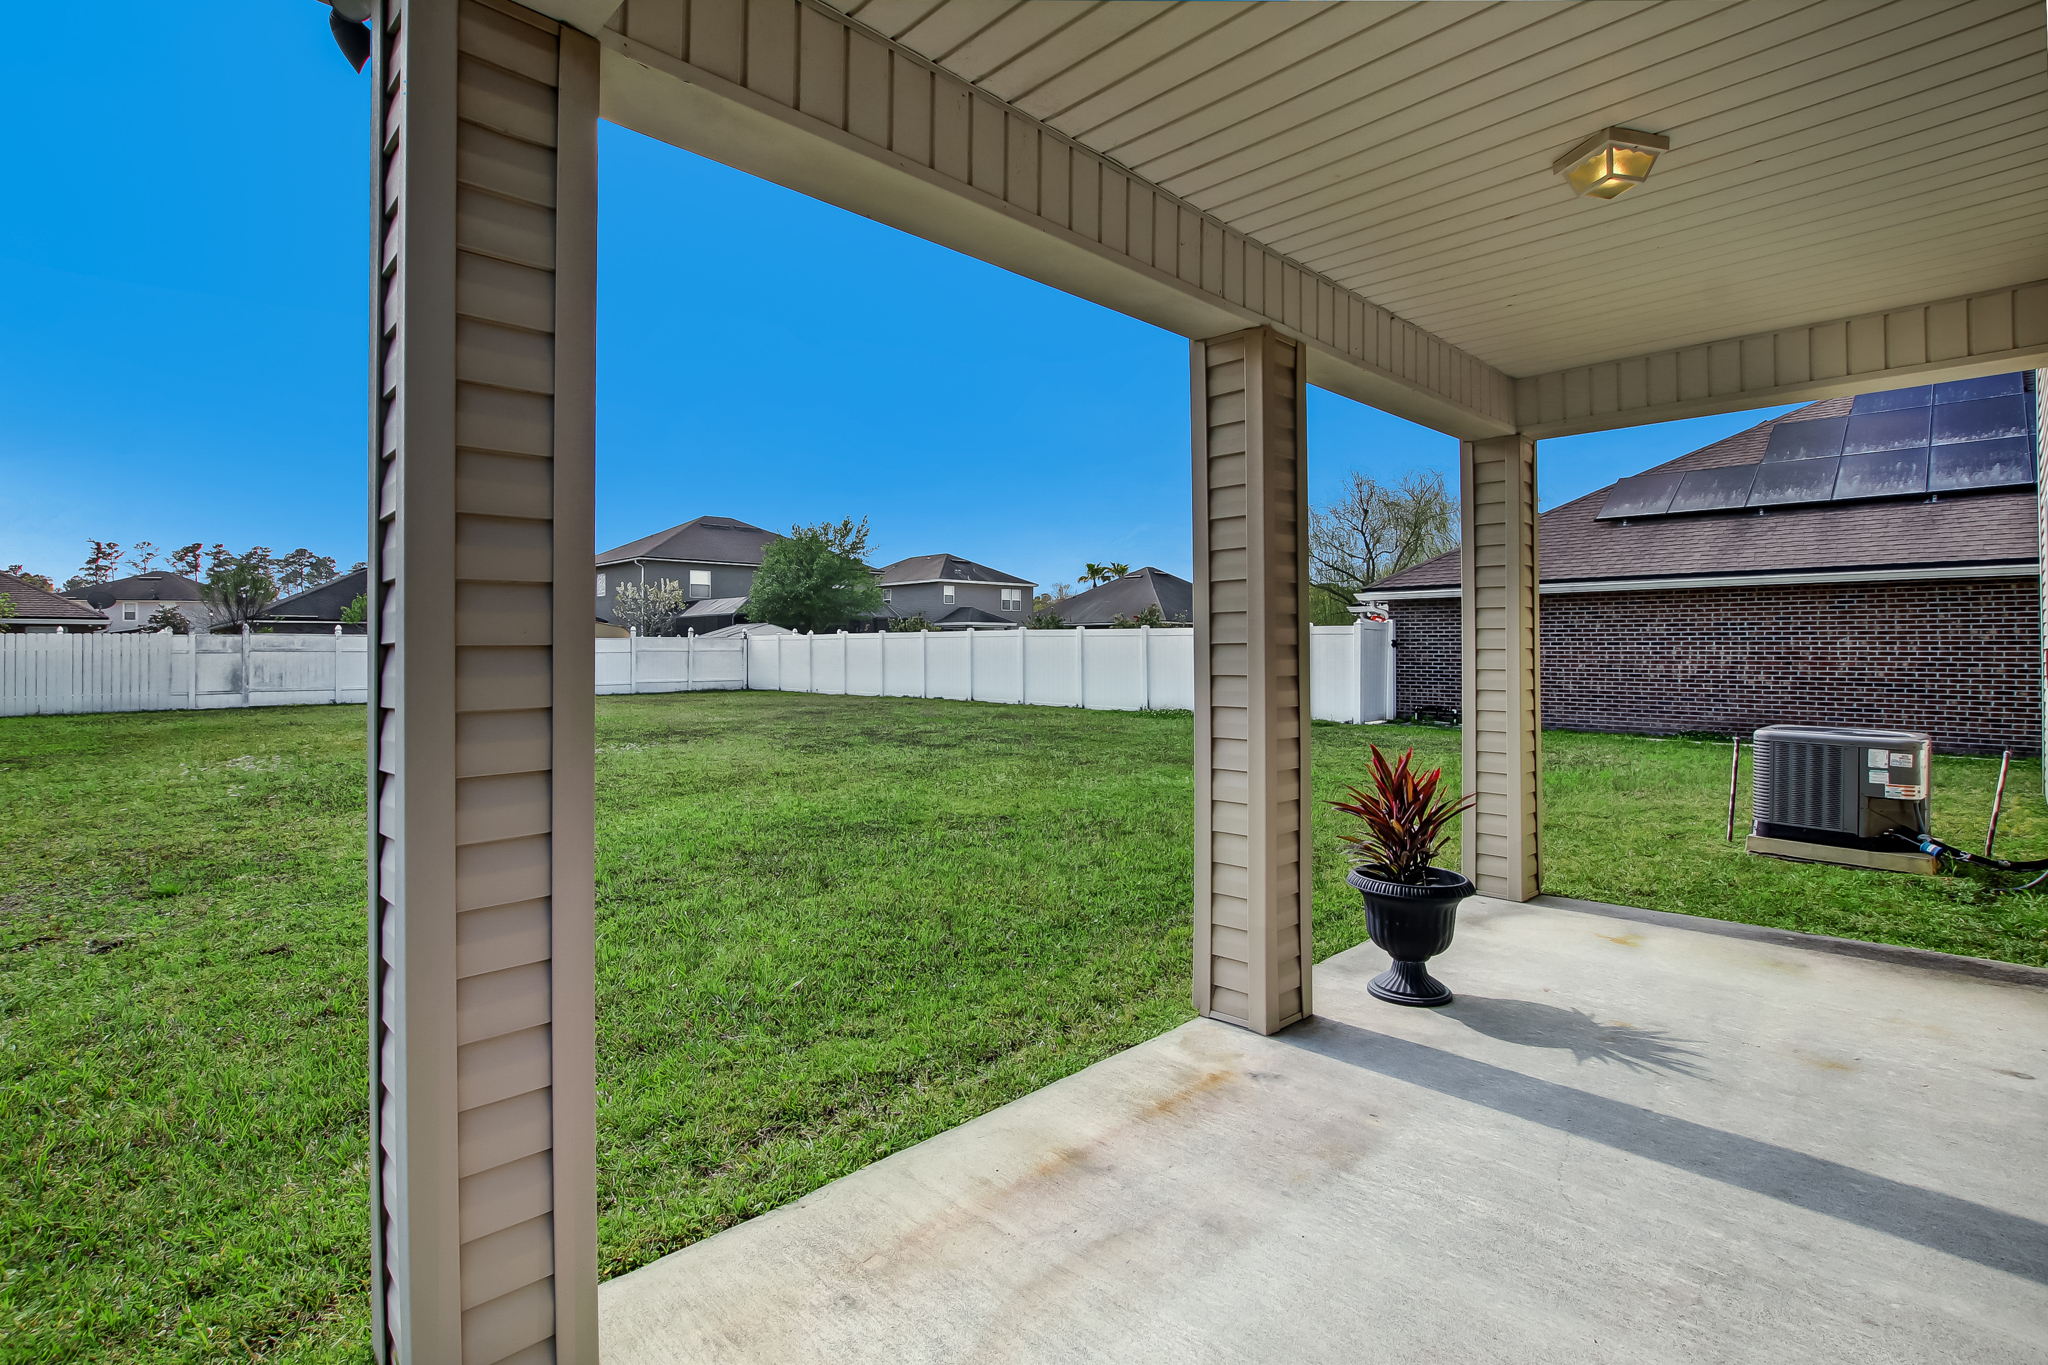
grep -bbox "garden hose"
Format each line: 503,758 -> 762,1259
1890,832 -> 2048,893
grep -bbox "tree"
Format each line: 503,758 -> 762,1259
275,548 -> 340,595
1107,604 -> 1177,628
1027,608 -> 1069,629
79,541 -> 123,585
797,516 -> 871,559
0,593 -> 14,633
1106,561 -> 1131,580
170,543 -> 204,578
1308,468 -> 1458,603
146,603 -> 190,634
126,542 -> 161,573
749,524 -> 885,633
340,594 -> 369,626
3,565 -> 53,591
202,550 -> 279,629
610,578 -> 689,636
206,544 -> 236,574
1080,562 -> 1131,587
1031,583 -> 1075,612
887,613 -> 934,632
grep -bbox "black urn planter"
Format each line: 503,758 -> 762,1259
1347,865 -> 1474,1007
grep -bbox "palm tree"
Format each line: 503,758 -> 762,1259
1106,562 -> 1131,580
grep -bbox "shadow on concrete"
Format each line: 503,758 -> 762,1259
1443,996 -> 1708,1078
1285,1017 -> 2048,1285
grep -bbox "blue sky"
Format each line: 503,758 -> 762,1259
1,2 -> 1791,592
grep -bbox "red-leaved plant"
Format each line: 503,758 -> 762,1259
1331,746 -> 1476,885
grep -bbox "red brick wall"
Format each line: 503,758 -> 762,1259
1390,577 -> 2040,755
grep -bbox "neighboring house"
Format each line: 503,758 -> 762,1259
1046,567 -> 1194,626
249,569 -> 370,634
1370,372 -> 2041,755
875,554 -> 1035,628
0,572 -> 108,633
595,516 -> 782,624
65,571 -> 214,632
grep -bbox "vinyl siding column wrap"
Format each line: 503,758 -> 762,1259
1459,434 -> 1541,901
369,3 -> 598,1362
1191,328 -> 1311,1035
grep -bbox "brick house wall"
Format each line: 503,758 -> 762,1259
1390,576 -> 2040,755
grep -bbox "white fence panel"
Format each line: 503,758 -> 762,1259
0,623 -> 1393,723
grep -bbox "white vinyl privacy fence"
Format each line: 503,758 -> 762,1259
2,622 -> 1394,723
0,630 -> 370,715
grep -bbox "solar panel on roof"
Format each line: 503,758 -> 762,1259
1668,465 -> 1756,513
1929,436 -> 2036,493
1833,448 -> 1929,500
1851,386 -> 1933,413
1747,457 -> 1841,506
1842,406 -> 1931,453
1933,373 -> 2026,404
1762,415 -> 1848,462
1931,394 -> 2031,445
1595,471 -> 1684,520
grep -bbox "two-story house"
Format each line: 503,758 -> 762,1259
875,554 -> 1035,629
595,516 -> 782,631
64,571 -> 217,633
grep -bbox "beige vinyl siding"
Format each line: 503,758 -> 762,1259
1192,327 -> 1311,1035
601,0 -> 1515,438
1516,280 -> 2048,437
370,2 -> 597,1362
1459,435 -> 1542,902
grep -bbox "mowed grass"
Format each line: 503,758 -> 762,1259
1,692 -> 2043,1361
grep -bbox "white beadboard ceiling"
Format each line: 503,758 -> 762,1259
829,0 -> 2048,377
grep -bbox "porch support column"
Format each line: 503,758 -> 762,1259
1192,327 -> 1312,1034
369,3 -> 598,1363
1459,434 -> 1542,901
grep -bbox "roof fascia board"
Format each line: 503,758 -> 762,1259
520,0 -> 622,35
593,2 -> 1515,440
1517,283 -> 2048,437
1369,560 -> 2040,600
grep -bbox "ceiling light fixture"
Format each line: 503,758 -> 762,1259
1552,127 -> 1669,200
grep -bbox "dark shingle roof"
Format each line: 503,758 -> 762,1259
1047,567 -> 1194,625
1374,390 -> 2039,593
596,516 -> 781,568
260,569 -> 368,622
68,571 -> 205,607
933,605 -> 1016,625
876,554 -> 1033,587
0,572 -> 106,624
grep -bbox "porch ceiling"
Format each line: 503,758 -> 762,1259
840,0 -> 2048,378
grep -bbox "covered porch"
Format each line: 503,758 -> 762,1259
601,895 -> 2048,1364
358,1 -> 2048,1360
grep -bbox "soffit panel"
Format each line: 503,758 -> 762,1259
837,0 -> 2048,377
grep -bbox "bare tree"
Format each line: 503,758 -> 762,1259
610,578 -> 689,636
1308,469 -> 1458,600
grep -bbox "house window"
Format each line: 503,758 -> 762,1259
596,574 -> 606,597
122,605 -> 137,621
689,569 -> 711,600
882,589 -> 893,605
942,585 -> 956,605
1001,588 -> 1022,610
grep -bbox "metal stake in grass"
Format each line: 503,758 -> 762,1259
1985,748 -> 2012,857
1726,734 -> 1741,842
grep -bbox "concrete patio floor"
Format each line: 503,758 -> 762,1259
601,896 -> 2048,1364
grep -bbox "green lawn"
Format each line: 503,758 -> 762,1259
2,693 -> 2042,1361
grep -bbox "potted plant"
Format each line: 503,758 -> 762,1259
1332,746 -> 1477,1007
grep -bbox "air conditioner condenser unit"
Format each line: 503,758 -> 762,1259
1747,725 -> 1940,875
